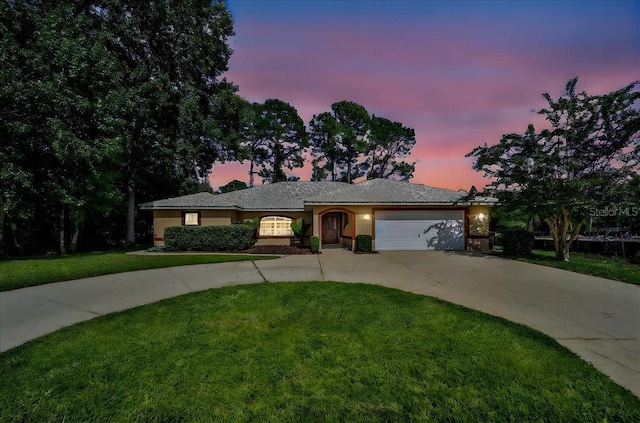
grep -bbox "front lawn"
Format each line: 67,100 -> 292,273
513,250 -> 640,285
1,282 -> 637,422
0,250 -> 277,292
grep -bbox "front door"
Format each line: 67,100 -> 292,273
322,214 -> 340,244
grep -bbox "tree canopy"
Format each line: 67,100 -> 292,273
242,99 -> 308,186
364,116 -> 416,181
219,180 -> 248,194
1,0 -> 239,254
309,101 -> 416,183
467,78 -> 640,261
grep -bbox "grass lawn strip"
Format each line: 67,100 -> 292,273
514,250 -> 640,285
1,282 -> 638,422
0,251 -> 277,292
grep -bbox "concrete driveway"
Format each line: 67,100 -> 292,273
1,250 -> 638,397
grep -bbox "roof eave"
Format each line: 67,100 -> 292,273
242,207 -> 305,212
139,205 -> 243,211
304,201 -> 465,206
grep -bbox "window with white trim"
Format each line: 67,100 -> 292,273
184,212 -> 200,226
259,216 -> 293,236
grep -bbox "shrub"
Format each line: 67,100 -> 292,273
240,218 -> 260,239
290,218 -> 303,237
356,235 -> 372,253
290,218 -> 303,246
310,236 -> 320,253
164,225 -> 255,251
501,228 -> 534,256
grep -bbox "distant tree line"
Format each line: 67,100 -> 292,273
1,1 -> 418,255
232,98 -> 417,187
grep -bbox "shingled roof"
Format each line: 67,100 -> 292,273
138,192 -> 233,210
305,179 -> 466,204
139,182 -> 350,211
214,181 -> 350,210
140,179 -> 494,211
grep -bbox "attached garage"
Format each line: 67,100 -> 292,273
374,210 -> 465,251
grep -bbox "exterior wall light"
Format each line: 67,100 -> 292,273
363,214 -> 371,221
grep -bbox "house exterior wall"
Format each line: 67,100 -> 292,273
200,210 -> 233,227
152,210 -> 232,246
312,205 -> 374,249
152,209 -> 313,248
311,205 -> 492,252
152,210 -> 182,246
255,237 -> 292,246
467,204 -> 491,251
151,204 -> 493,250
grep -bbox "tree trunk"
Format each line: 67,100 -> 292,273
69,209 -> 80,253
546,209 -> 583,262
70,227 -> 79,253
10,222 -> 21,253
59,209 -> 67,254
126,180 -> 136,244
249,159 -> 255,187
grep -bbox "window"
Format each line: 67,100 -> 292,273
259,216 -> 293,236
184,212 -> 200,226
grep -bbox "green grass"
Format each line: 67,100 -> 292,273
0,250 -> 277,292
1,282 -> 638,422
513,250 -> 640,285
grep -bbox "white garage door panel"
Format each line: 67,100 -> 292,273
375,210 -> 465,251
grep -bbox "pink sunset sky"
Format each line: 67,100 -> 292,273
211,0 -> 639,192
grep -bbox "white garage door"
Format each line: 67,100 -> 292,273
375,210 -> 465,251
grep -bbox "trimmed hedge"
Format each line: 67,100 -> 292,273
310,236 -> 320,253
356,235 -> 372,253
164,225 -> 256,251
502,228 -> 534,256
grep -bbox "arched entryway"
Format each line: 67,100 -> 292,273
319,208 -> 356,250
322,213 -> 340,244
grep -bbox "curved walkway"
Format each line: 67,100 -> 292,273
1,250 -> 638,396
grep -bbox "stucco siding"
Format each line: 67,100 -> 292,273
200,210 -> 232,227
153,210 -> 182,246
255,237 -> 292,246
